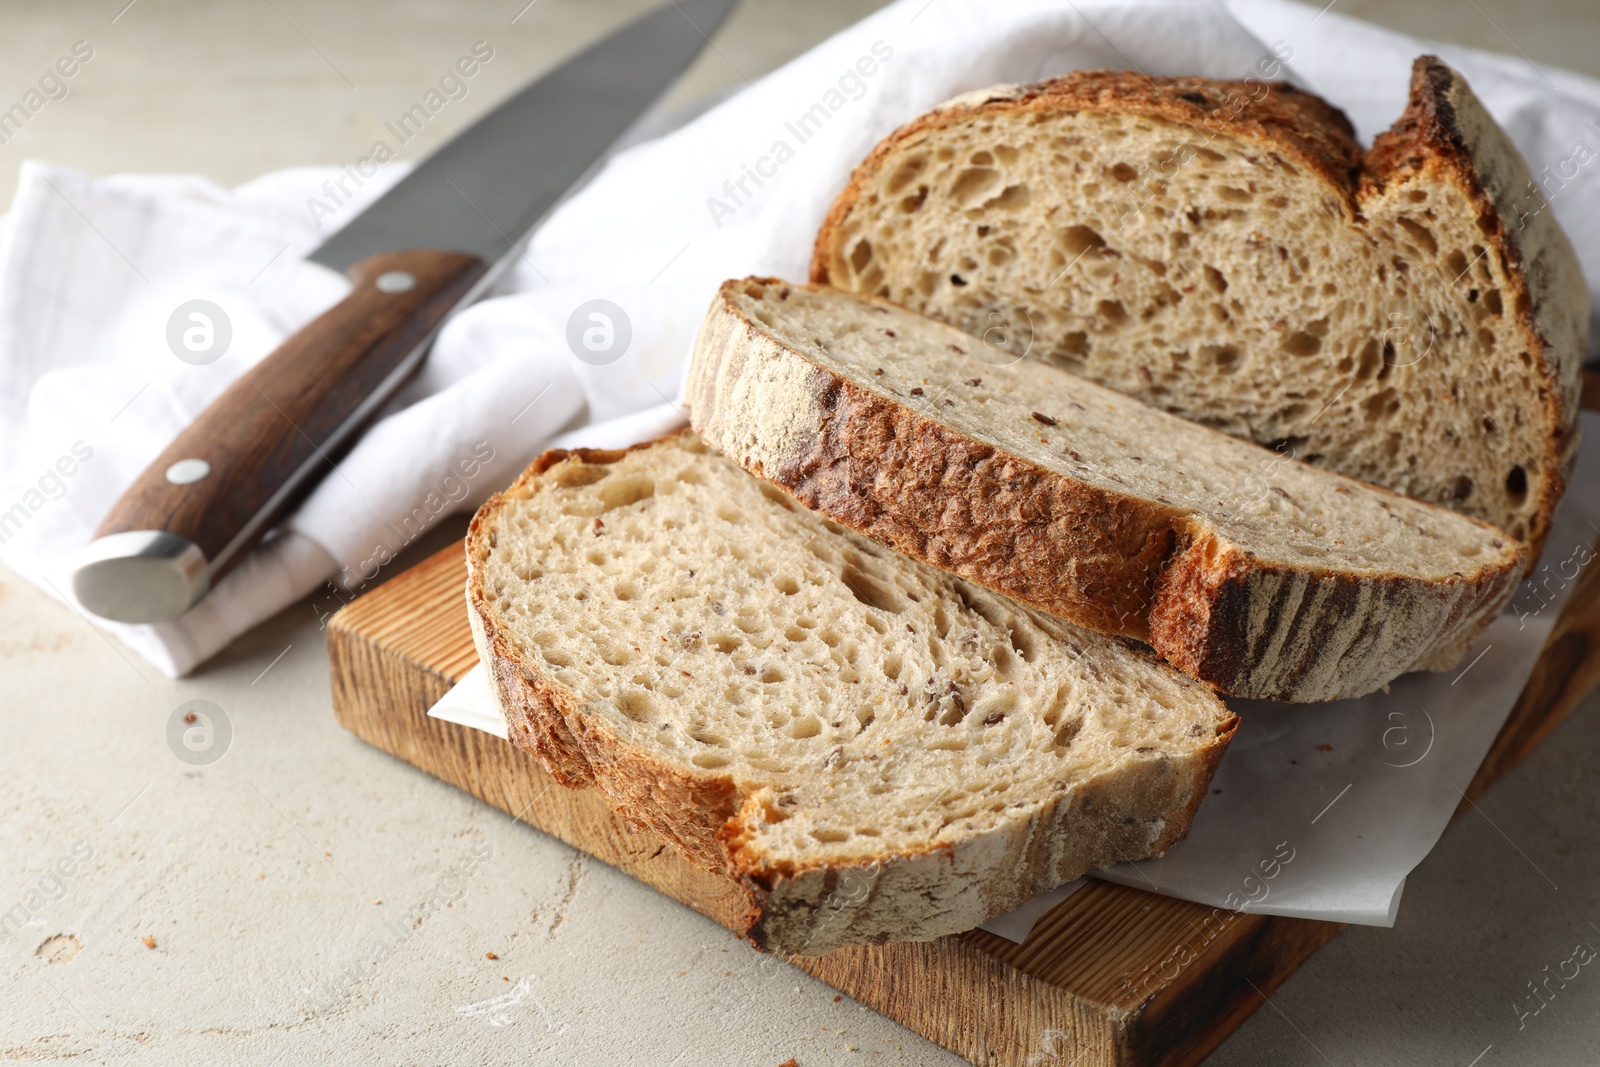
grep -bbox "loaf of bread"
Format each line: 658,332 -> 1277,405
687,278 -> 1525,702
811,56 -> 1587,561
466,432 -> 1237,955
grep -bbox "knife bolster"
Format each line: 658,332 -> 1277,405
81,249 -> 488,622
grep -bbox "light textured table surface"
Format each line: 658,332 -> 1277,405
3,2 -> 1598,1064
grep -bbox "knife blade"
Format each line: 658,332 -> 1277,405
72,0 -> 736,624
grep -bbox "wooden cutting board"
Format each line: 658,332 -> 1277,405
327,537 -> 1600,1067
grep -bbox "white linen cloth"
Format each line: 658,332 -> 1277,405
1,0 -> 1598,680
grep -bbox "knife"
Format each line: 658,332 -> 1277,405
72,0 -> 736,624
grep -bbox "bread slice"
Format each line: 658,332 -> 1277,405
687,278 -> 1526,703
810,56 -> 1588,560
466,431 -> 1237,956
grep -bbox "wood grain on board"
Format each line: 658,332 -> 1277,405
328,537 -> 1600,1067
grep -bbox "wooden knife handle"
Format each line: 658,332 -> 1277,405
83,249 -> 487,618
1582,367 -> 1600,414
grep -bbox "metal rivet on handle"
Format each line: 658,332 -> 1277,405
166,458 -> 211,485
375,271 -> 416,293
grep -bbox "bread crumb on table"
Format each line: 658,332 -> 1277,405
141,934 -> 156,949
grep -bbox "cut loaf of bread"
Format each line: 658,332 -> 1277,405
811,56 -> 1588,559
688,278 -> 1526,702
466,432 -> 1237,956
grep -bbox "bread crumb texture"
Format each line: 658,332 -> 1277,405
689,278 -> 1523,701
812,58 -> 1587,557
467,434 -> 1235,953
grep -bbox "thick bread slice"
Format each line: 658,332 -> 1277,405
687,278 -> 1526,703
466,431 -> 1237,956
811,56 -> 1588,560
